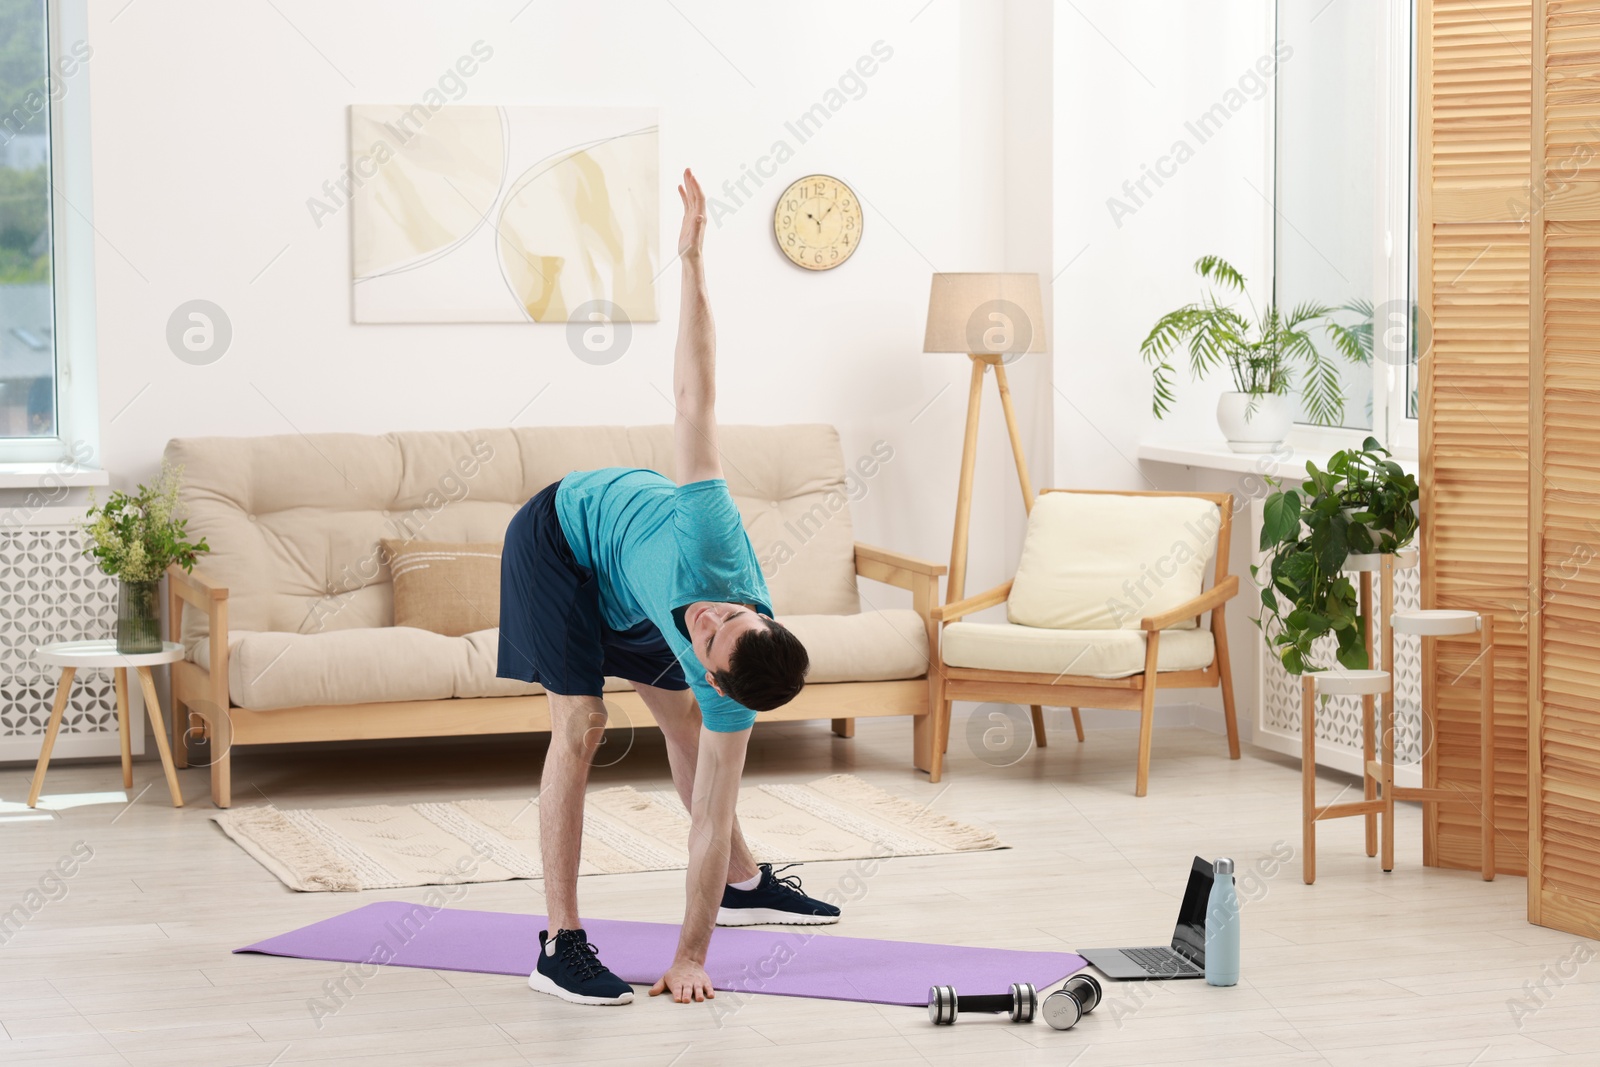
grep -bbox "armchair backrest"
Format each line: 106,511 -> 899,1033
1006,489 -> 1233,631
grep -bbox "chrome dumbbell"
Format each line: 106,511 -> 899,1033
927,982 -> 1037,1025
1042,972 -> 1103,1030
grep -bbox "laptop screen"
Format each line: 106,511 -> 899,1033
1170,856 -> 1215,963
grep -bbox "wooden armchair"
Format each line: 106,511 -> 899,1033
928,489 -> 1241,794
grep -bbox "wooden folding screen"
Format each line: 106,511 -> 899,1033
1417,0 -> 1534,877
1527,0 -> 1600,937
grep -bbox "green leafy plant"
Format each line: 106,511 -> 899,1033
1252,437 -> 1420,673
81,464 -> 209,582
1140,255 -> 1371,425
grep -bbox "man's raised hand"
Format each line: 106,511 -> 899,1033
677,168 -> 706,259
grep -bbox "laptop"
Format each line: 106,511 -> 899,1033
1077,856 -> 1214,980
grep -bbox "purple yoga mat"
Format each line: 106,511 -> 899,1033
236,901 -> 1087,1007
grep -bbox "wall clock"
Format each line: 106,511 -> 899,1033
773,174 -> 863,271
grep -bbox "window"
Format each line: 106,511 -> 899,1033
1273,0 -> 1417,453
0,0 -> 94,464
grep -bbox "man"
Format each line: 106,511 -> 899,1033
497,169 -> 838,1007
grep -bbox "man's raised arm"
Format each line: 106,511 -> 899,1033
672,169 -> 723,486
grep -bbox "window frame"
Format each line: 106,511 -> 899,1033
1271,0 -> 1418,461
1,0 -> 99,466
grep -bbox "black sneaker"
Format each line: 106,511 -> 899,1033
528,928 -> 634,1005
716,864 -> 842,927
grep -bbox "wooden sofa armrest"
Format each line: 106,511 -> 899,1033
166,564 -> 234,803
853,543 -> 947,587
1140,574 -> 1239,631
930,580 -> 1013,623
168,564 -> 229,607
166,562 -> 230,676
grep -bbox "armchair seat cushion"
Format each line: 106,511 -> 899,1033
194,609 -> 929,710
941,621 -> 1214,679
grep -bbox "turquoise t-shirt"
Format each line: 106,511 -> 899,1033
554,468 -> 773,732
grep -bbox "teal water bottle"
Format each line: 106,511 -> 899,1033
1205,857 -> 1239,986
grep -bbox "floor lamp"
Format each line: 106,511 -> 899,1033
922,272 -> 1047,604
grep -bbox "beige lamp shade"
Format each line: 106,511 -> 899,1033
922,272 -> 1047,357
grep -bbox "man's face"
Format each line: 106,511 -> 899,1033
684,600 -> 769,693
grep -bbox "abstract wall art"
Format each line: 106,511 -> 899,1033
350,106 -> 659,324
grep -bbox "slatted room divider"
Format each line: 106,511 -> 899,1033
1527,0 -> 1600,938
1417,0 -> 1534,879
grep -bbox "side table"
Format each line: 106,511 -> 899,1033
27,639 -> 187,808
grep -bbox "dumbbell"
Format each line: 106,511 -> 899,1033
927,982 -> 1037,1025
1041,972 -> 1103,1030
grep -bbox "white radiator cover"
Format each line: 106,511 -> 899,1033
1251,498 -> 1423,790
0,506 -> 146,764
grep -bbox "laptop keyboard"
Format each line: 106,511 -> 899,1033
1125,947 -> 1202,976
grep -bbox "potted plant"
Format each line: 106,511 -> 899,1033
1140,256 -> 1371,452
1253,437 -> 1419,674
81,464 -> 209,654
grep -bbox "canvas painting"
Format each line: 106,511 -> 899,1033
350,105 -> 659,324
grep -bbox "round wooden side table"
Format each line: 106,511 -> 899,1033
26,639 -> 187,808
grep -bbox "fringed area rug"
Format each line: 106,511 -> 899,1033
211,774 -> 1006,892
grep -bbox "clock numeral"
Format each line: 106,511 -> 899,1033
786,233 -> 796,247
830,247 -> 838,260
782,215 -> 791,227
845,219 -> 854,230
814,252 -> 822,264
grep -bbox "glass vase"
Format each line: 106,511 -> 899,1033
116,579 -> 162,654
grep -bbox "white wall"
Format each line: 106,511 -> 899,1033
1002,0 -> 1055,567
1053,0 -> 1275,480
82,0 -> 1036,608
1052,0 -> 1275,734
49,0 -> 1297,762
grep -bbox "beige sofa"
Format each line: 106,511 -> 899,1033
162,425 -> 946,807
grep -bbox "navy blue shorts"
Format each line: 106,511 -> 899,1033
496,478 -> 689,696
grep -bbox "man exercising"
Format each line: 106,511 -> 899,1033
497,169 -> 837,1007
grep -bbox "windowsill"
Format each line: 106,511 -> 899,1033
1137,439 -> 1419,479
0,463 -> 108,489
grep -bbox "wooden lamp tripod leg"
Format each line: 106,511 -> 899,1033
992,360 -> 1035,513
946,357 -> 988,605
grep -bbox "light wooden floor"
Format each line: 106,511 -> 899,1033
3,711 -> 1597,1066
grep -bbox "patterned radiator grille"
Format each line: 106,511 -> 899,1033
1259,564 -> 1423,768
0,513 -> 126,762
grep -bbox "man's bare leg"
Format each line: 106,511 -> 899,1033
542,692 -> 610,932
633,682 -> 759,884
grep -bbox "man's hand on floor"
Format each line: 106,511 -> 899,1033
649,956 -> 716,1003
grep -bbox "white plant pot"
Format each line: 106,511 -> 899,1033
1340,505 -> 1391,541
1216,391 -> 1292,453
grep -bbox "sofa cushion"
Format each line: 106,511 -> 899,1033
770,610 -> 928,684
194,609 -> 928,711
941,622 -> 1214,679
383,539 -> 502,637
166,425 -> 866,661
1006,492 -> 1221,631
192,628 -> 612,710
